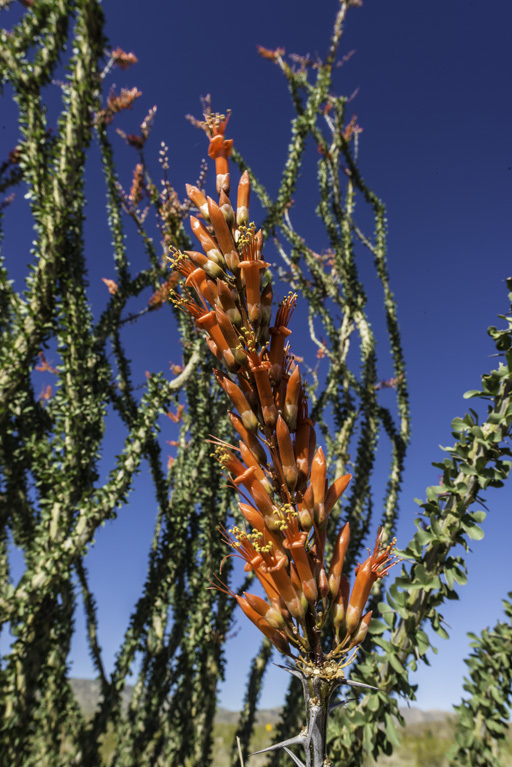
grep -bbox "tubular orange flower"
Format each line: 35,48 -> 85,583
185,268 -> 217,306
205,111 -> 233,195
195,311 -> 234,366
269,293 -> 297,381
248,357 -> 277,428
238,224 -> 270,325
345,528 -> 398,634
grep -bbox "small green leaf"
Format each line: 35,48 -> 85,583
384,712 -> 402,748
463,389 -> 483,399
434,624 -> 449,640
463,523 -> 485,541
388,653 -> 406,676
468,510 -> 486,523
369,618 -> 388,635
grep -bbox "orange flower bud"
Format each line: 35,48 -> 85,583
184,249 -> 208,268
332,573 -> 350,633
206,338 -> 223,363
348,610 -> 372,650
190,216 -> 224,265
276,414 -> 298,491
196,311 -> 237,371
325,474 -> 352,516
215,306 -> 247,366
243,592 -> 285,630
283,534 -> 317,605
295,415 -> 313,486
283,365 -> 301,432
310,447 -> 327,527
238,441 -> 273,495
238,502 -> 263,529
218,189 -> 235,227
298,485 -> 314,530
239,259 -> 268,325
213,370 -> 259,432
250,363 -> 277,428
208,134 -> 233,195
185,183 -> 209,219
232,467 -> 274,516
185,249 -> 223,280
216,280 -> 242,326
228,413 -> 267,465
318,565 -> 329,599
235,595 -> 291,656
237,170 -> 250,227
327,522 -> 350,599
260,553 -> 305,621
260,282 -> 273,329
207,196 -> 236,258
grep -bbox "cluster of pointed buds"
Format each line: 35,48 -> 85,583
169,112 -> 398,668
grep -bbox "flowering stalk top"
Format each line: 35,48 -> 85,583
169,112 -> 398,670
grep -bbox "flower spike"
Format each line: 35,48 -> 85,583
169,114 -> 398,687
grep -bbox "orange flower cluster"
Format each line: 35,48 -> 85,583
169,116 -> 398,667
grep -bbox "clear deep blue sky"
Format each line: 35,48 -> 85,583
2,0 -> 512,713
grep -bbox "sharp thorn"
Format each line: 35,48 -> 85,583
283,746 -> 306,767
345,679 -> 382,691
250,734 -> 307,755
329,696 -> 356,711
274,662 -> 302,679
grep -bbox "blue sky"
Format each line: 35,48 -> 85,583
2,0 -> 512,714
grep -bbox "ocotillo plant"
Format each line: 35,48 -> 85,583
2,2 -> 512,767
169,111 -> 400,767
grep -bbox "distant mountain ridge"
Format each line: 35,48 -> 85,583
70,678 -> 451,726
